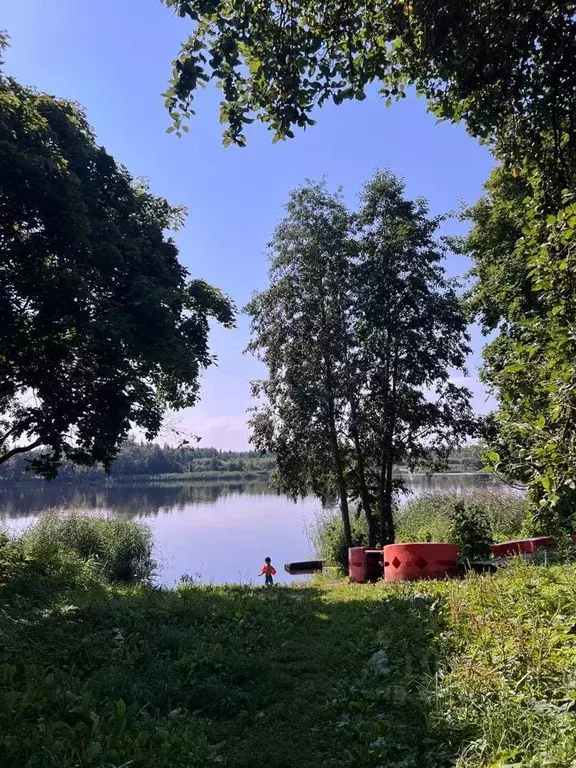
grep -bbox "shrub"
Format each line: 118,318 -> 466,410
313,492 -> 530,570
449,500 -> 493,560
396,491 -> 530,546
20,511 -> 155,583
313,509 -> 370,573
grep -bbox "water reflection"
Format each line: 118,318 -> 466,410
402,472 -> 515,496
0,473 -> 517,586
0,480 -> 274,519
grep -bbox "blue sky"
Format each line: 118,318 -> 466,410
3,0 -> 496,449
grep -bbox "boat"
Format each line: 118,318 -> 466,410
284,560 -> 323,575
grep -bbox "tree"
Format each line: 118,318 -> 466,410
352,172 -> 475,543
248,172 -> 475,545
163,0 -> 576,169
463,167 -> 576,528
247,181 -> 357,545
0,55 -> 234,478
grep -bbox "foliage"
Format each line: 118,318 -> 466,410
448,500 -> 493,561
313,510 -> 370,573
20,512 -> 155,583
0,438 -> 275,482
463,165 -> 576,529
3,526 -> 576,767
248,172 -> 475,546
163,0 -> 576,157
0,56 -> 234,478
163,0 -> 576,520
314,490 -> 530,567
395,491 -> 531,547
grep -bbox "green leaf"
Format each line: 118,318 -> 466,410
503,363 -> 525,374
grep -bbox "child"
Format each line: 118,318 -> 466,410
259,557 -> 277,586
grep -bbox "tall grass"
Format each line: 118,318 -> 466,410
20,511 -> 155,583
395,491 -> 531,544
314,491 -> 532,569
312,508 -> 370,572
2,533 -> 576,766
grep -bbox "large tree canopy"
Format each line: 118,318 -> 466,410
248,172 -> 475,545
0,63 -> 234,477
463,167 -> 576,525
163,1 -> 576,172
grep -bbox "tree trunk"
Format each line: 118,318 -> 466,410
378,348 -> 398,546
328,410 -> 352,547
381,445 -> 396,545
378,444 -> 395,545
323,353 -> 352,548
349,398 -> 377,546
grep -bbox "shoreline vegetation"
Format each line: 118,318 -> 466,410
2,510 -> 576,767
0,440 -> 487,486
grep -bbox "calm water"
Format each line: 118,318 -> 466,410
0,473 -> 513,586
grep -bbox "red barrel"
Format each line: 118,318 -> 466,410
384,543 -> 460,582
365,550 -> 384,582
348,547 -> 367,583
490,537 -> 553,558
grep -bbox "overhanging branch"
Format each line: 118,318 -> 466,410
0,439 -> 42,465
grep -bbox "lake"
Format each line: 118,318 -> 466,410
0,473 -> 515,586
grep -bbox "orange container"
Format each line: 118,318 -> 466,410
490,537 -> 553,558
384,542 -> 460,582
348,547 -> 367,582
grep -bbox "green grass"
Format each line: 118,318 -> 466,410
2,517 -> 576,767
315,492 -> 533,572
395,491 -> 531,544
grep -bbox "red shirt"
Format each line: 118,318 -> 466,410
260,563 -> 277,575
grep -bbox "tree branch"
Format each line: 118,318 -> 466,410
0,439 -> 42,465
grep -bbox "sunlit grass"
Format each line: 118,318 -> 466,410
1,517 -> 576,767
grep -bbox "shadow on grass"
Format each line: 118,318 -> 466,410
0,566 -> 474,768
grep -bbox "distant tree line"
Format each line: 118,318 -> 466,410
0,439 -> 275,483
0,437 -> 484,484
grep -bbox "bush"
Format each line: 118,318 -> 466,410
314,492 -> 530,569
396,491 -> 530,546
20,511 -> 155,583
449,500 -> 493,560
313,510 -> 370,573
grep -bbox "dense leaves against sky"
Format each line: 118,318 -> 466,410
248,172 -> 476,545
164,0 -> 576,166
0,58 -> 234,477
164,0 -> 576,522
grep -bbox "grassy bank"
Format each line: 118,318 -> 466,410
315,491 -> 533,571
2,515 -> 576,767
0,470 -> 272,487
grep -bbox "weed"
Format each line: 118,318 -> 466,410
20,510 -> 155,582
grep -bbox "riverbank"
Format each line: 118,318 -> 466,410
1,526 -> 575,767
0,469 -> 272,487
0,467 -> 491,488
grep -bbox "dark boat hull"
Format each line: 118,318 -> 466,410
284,560 -> 323,575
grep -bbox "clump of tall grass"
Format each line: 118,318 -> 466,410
396,491 -> 530,545
20,510 -> 155,583
314,492 -> 531,569
312,508 -> 370,573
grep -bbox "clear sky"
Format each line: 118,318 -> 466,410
3,0 -> 496,449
